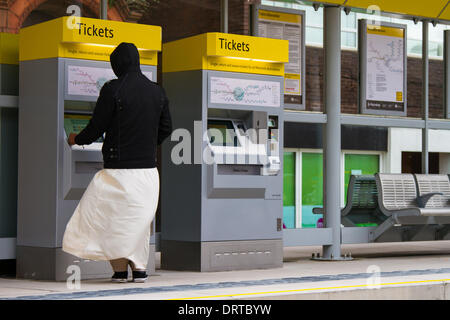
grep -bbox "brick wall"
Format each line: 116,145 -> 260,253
140,0 -> 221,43
228,0 -> 260,36
0,0 -> 124,33
140,0 -> 261,43
407,56 -> 444,118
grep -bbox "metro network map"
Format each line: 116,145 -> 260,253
210,76 -> 281,107
67,65 -> 153,97
365,24 -> 405,111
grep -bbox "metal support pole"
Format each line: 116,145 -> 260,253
316,5 -> 349,261
422,20 -> 429,174
444,30 -> 450,119
100,0 -> 108,20
220,0 -> 228,33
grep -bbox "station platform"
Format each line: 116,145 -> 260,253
1,241 -> 450,300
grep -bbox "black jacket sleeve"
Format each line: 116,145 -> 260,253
157,87 -> 172,145
75,82 -> 115,146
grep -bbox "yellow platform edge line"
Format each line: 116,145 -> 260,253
169,278 -> 450,300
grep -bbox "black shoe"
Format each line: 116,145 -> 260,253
132,270 -> 148,283
111,271 -> 128,283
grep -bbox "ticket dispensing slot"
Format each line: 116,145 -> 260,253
206,109 -> 281,199
63,107 -> 103,200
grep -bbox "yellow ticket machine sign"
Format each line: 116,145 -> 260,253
20,16 -> 161,64
163,32 -> 288,76
17,17 -> 161,280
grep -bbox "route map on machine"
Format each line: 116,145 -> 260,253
366,25 -> 405,110
67,65 -> 153,97
210,77 -> 280,107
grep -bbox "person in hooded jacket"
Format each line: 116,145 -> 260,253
62,42 -> 172,283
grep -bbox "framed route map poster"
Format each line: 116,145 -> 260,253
359,19 -> 407,116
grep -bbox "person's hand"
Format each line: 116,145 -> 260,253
68,133 -> 77,146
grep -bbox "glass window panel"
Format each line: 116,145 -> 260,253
342,11 -> 356,29
305,6 -> 323,27
342,31 -> 356,48
283,152 -> 296,229
408,39 -> 422,55
306,26 -> 323,45
429,41 -> 440,57
344,154 -> 380,227
301,152 -> 323,228
404,20 -> 422,40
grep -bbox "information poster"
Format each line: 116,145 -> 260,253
360,20 -> 407,116
67,65 -> 153,97
256,8 -> 304,108
210,76 -> 281,107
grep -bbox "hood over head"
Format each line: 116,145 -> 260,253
110,42 -> 141,78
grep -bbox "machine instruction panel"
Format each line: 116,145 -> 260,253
210,76 -> 281,107
67,65 -> 153,97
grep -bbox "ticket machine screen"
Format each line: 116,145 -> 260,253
207,119 -> 240,147
64,114 -> 104,143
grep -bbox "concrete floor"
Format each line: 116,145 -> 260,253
1,241 -> 450,300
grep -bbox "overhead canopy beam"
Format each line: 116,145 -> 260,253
309,0 -> 450,22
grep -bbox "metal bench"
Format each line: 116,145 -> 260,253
312,175 -> 386,227
415,174 -> 450,214
371,173 -> 450,241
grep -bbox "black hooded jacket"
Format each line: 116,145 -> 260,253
75,42 -> 172,169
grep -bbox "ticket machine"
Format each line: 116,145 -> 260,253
161,33 -> 288,271
17,17 -> 161,280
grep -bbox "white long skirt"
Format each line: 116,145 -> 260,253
62,168 -> 159,270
